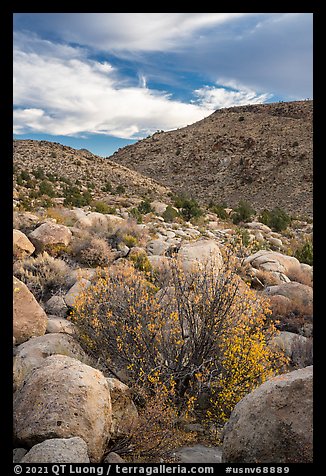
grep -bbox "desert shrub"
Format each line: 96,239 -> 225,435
102,181 -> 112,193
71,234 -> 114,267
108,219 -> 147,249
92,201 -> 115,215
63,185 -> 92,207
71,251 -> 286,425
286,263 -> 313,287
235,227 -> 251,247
25,178 -> 36,189
36,197 -> 55,209
116,184 -> 126,195
111,387 -> 195,462
137,199 -> 153,214
17,196 -> 32,211
173,196 -> 202,221
294,240 -> 313,266
291,336 -> 313,369
45,208 -> 66,224
121,234 -> 139,248
162,205 -> 179,223
16,175 -> 24,186
269,294 -> 313,335
129,251 -> 152,273
31,167 -> 46,180
18,170 -> 31,182
259,207 -> 291,232
129,207 -> 143,224
87,181 -> 95,190
38,180 -> 56,198
232,201 -> 255,224
209,203 -> 228,220
13,252 -> 73,302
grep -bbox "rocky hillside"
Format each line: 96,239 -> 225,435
109,100 -> 313,218
13,140 -> 171,206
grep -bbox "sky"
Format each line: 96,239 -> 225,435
13,13 -> 313,157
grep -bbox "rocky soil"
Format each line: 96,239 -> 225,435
109,101 -> 313,218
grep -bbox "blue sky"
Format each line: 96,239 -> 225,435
13,13 -> 313,157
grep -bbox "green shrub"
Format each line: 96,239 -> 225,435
19,170 -> 31,181
259,207 -> 291,232
63,185 -> 92,207
32,167 -> 46,180
129,207 -> 143,223
92,201 -> 114,214
232,201 -> 255,224
46,173 -> 57,183
39,180 -> 56,198
129,252 -> 152,273
162,205 -> 179,223
138,199 -> 152,214
174,196 -> 202,221
102,181 -> 112,193
294,240 -> 313,266
122,234 -> 139,248
116,184 -> 126,195
209,202 -> 228,220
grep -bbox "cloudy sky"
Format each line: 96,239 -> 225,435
13,13 -> 313,156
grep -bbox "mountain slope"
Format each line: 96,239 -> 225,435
109,101 -> 313,218
13,140 -> 171,203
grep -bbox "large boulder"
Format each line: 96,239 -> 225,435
222,366 -> 313,463
44,295 -> 68,317
13,276 -> 47,345
46,316 -> 75,335
178,239 -> 223,272
13,333 -> 92,392
21,437 -> 90,463
244,250 -> 302,278
146,239 -> 170,256
29,222 -> 72,252
13,355 -> 112,462
263,282 -> 313,314
13,229 -> 35,259
150,201 -> 168,215
64,278 -> 92,308
107,378 -> 139,439
270,331 -> 312,368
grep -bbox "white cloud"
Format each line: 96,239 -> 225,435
194,80 -> 272,109
19,13 -> 248,52
13,36 -> 214,138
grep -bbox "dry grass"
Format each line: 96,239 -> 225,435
269,294 -> 313,335
286,263 -> 313,287
13,252 -> 74,303
70,232 -> 114,267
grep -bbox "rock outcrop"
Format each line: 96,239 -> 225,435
13,355 -> 112,462
13,276 -> 47,345
29,222 -> 72,252
21,437 -> 90,463
13,229 -> 35,259
222,366 -> 313,463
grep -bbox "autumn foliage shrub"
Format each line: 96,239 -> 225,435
71,248 -> 286,427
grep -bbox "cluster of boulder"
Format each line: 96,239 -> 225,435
13,205 -> 313,463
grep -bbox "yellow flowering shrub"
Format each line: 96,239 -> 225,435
71,248 -> 287,427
